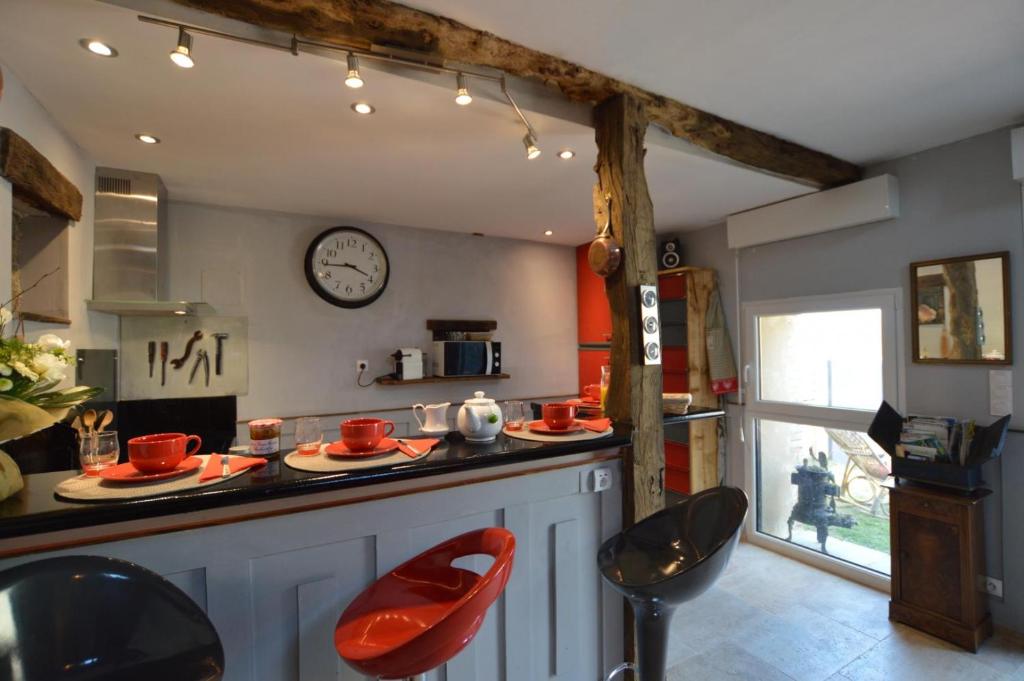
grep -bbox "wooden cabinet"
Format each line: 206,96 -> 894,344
889,482 -> 993,651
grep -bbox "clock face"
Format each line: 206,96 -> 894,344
304,227 -> 390,308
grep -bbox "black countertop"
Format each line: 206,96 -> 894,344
0,408 -> 724,541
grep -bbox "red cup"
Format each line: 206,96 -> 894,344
341,418 -> 395,452
583,384 -> 600,400
127,432 -> 202,473
542,403 -> 577,430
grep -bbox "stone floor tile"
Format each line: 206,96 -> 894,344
666,641 -> 797,681
838,624 -> 1005,681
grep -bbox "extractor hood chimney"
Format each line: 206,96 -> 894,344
87,168 -> 212,316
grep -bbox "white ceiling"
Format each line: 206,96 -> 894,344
409,0 -> 1024,165
0,0 -> 813,245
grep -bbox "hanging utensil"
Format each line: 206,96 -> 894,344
588,185 -> 621,278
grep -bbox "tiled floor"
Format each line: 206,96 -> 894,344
664,542 -> 1024,681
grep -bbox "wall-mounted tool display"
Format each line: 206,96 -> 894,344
189,349 -> 210,387
171,330 -> 203,369
148,341 -> 156,378
213,333 -> 228,375
121,316 -> 248,400
160,341 -> 168,386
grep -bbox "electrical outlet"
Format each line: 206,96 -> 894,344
355,359 -> 369,373
983,576 -> 1003,599
580,467 -> 613,493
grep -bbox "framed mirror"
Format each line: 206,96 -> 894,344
910,251 -> 1011,364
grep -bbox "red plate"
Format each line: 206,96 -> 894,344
528,420 -> 584,435
98,456 -> 203,483
325,438 -> 399,458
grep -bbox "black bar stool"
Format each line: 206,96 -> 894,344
0,555 -> 224,681
598,486 -> 748,681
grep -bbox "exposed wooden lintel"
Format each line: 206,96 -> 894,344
0,128 -> 82,222
169,0 -> 862,188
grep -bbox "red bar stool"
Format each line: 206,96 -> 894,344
335,527 -> 515,680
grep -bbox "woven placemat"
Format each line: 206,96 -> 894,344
503,426 -> 614,443
283,442 -> 432,473
54,455 -> 256,503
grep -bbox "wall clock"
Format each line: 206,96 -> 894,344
304,227 -> 390,308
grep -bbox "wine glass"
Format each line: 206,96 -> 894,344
294,417 -> 323,456
79,431 -> 120,476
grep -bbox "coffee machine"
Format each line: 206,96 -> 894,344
390,348 -> 424,381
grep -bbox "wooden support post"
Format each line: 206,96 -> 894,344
594,94 -> 665,526
686,269 -> 720,491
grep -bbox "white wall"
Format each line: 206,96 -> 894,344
165,201 -> 578,420
0,59 -> 118,354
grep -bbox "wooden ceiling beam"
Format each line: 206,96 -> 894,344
170,0 -> 862,188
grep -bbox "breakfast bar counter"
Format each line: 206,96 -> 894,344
0,410 -> 721,681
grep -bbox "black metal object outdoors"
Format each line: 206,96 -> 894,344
787,450 -> 856,553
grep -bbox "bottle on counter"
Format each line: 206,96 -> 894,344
248,418 -> 283,458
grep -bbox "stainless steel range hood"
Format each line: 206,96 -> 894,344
87,168 -> 213,316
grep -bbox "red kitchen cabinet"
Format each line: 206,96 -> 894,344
578,348 -> 611,396
576,244 -> 613,345
660,272 -> 691,494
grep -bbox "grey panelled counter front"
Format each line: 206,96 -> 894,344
0,450 -> 624,681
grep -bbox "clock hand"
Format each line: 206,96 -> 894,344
321,262 -> 370,277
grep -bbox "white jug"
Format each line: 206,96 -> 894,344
413,402 -> 451,434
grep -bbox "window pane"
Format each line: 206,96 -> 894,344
758,308 -> 883,410
755,418 -> 891,574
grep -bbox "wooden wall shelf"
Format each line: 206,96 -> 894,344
376,373 -> 511,386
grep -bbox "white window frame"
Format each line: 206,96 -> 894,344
741,289 -> 905,590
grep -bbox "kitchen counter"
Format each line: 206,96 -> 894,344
0,428 -> 630,544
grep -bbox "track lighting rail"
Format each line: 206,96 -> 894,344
137,14 -> 541,156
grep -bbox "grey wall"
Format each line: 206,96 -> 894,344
668,126 -> 1024,631
164,201 -> 579,421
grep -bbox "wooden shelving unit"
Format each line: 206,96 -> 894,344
376,373 -> 511,386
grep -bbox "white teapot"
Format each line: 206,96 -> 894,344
457,391 -> 503,443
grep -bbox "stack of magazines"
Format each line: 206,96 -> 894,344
895,415 -> 975,466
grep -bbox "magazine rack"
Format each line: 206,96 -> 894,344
868,402 -> 1010,492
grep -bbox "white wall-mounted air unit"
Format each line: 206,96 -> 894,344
727,174 -> 900,249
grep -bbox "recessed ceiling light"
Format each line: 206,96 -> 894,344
543,229 -> 553,236
80,39 -> 118,57
557,149 -> 575,160
135,133 -> 161,144
351,102 -> 375,115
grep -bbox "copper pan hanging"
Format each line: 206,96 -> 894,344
588,187 -> 621,277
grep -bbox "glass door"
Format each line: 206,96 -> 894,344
743,291 -> 903,578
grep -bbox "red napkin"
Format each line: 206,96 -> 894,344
580,418 -> 611,433
199,454 -> 266,481
395,438 -> 440,458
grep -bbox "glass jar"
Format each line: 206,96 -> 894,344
248,418 -> 283,458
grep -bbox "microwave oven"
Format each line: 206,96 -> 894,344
433,341 -> 502,377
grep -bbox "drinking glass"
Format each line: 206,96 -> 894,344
600,365 -> 612,413
504,400 -> 526,431
79,431 -> 120,476
294,416 -> 323,456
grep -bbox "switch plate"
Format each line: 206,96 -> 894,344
580,467 -> 613,493
638,284 -> 662,366
982,576 -> 1003,599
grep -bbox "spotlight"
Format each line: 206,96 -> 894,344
345,53 -> 364,88
557,149 -> 575,160
135,133 -> 161,144
544,229 -> 553,236
169,27 -> 194,68
523,133 -> 541,160
454,73 -> 472,106
351,102 -> 375,115
80,39 -> 118,57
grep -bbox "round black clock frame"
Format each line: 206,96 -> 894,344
303,226 -> 390,309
